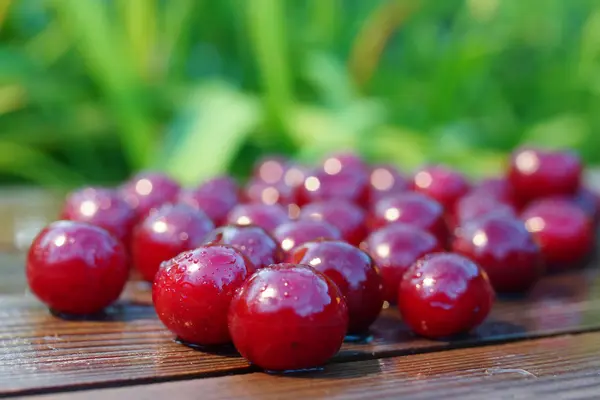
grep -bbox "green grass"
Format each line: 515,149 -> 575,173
1,0 -> 600,187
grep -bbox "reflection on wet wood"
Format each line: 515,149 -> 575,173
1,265 -> 599,396
23,331 -> 600,400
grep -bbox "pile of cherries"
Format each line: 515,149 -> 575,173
26,147 -> 597,371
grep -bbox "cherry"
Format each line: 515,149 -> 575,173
60,187 -> 136,247
369,192 -> 447,244
367,164 -> 410,206
452,214 -> 542,293
412,165 -> 471,210
177,176 -> 240,226
132,203 -> 215,282
297,153 -> 369,206
362,224 -> 443,303
244,178 -> 298,206
252,156 -> 288,184
203,225 -> 281,270
450,192 -> 516,230
289,240 -> 383,333
299,200 -> 367,245
119,171 -> 180,221
153,244 -> 252,345
471,177 -> 518,207
398,252 -> 495,339
540,187 -> 600,223
228,263 -> 348,371
27,221 -> 128,315
227,203 -> 290,233
521,199 -> 594,270
509,147 -> 582,203
273,220 -> 342,255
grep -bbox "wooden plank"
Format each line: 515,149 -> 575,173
22,331 -> 600,400
1,266 -> 600,396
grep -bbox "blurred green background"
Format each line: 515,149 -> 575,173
1,0 -> 600,188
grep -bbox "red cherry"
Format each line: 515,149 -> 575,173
227,203 -> 290,233
228,263 -> 348,371
297,153 -> 369,206
252,156 -> 288,184
509,147 -> 582,203
27,221 -> 128,315
369,192 -> 447,244
120,172 -> 180,221
244,178 -> 298,206
450,192 -> 516,230
362,224 -> 443,303
153,244 -> 252,345
471,177 -> 518,207
452,214 -> 542,293
539,187 -> 600,223
521,199 -> 594,270
412,165 -> 471,210
273,220 -> 342,255
299,200 -> 367,245
132,203 -> 215,282
367,164 -> 410,206
177,176 -> 240,226
289,240 -> 383,333
398,252 -> 495,338
203,225 -> 281,270
60,187 -> 136,247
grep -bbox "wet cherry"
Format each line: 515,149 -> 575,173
290,240 -> 383,333
228,263 -> 348,371
412,165 -> 471,210
367,164 -> 410,206
509,147 -> 582,203
27,221 -> 128,315
452,214 -> 542,293
244,178 -> 298,207
369,192 -> 447,244
177,176 -> 240,226
203,225 -> 281,270
362,224 -> 443,303
299,200 -> 367,245
60,187 -> 136,247
273,220 -> 342,255
398,253 -> 495,339
450,192 -> 517,230
119,171 -> 180,221
521,199 -> 594,270
132,203 -> 215,282
153,244 -> 252,345
227,203 -> 290,233
471,177 -> 519,208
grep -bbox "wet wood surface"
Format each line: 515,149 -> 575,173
1,187 -> 600,399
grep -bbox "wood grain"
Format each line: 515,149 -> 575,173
1,265 -> 600,396
23,331 -> 600,400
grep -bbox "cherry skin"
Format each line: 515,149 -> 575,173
412,165 -> 471,211
132,203 -> 215,282
273,220 -> 342,255
362,224 -> 443,303
369,192 -> 447,244
540,187 -> 600,223
252,156 -> 288,184
508,147 -> 582,204
203,225 -> 281,270
244,178 -> 298,206
452,214 -> 542,293
367,164 -> 410,206
228,263 -> 348,371
153,244 -> 252,345
450,192 -> 516,230
177,176 -> 240,226
119,171 -> 180,221
398,252 -> 495,339
27,221 -> 128,315
60,187 -> 136,247
471,177 -> 518,208
299,200 -> 367,246
227,203 -> 290,233
297,153 -> 369,206
289,240 -> 383,333
521,199 -> 594,270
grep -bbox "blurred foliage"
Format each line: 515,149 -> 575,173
1,0 -> 600,187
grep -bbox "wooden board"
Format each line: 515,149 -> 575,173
1,265 -> 600,396
22,331 -> 600,400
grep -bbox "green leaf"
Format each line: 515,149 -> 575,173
161,81 -> 262,185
